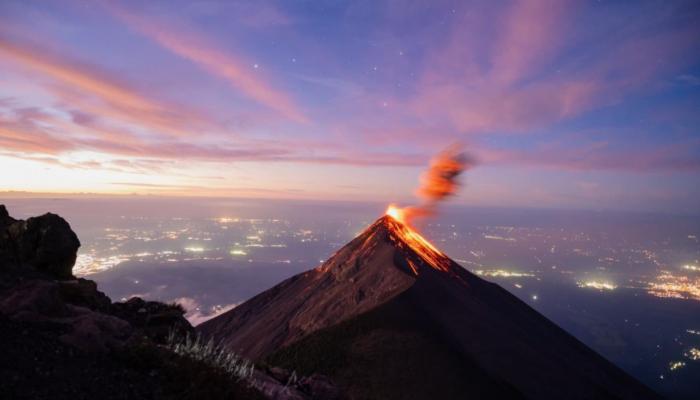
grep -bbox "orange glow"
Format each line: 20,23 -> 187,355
385,205 -> 450,273
386,204 -> 405,223
416,144 -> 471,202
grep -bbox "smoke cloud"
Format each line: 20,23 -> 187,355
401,144 -> 476,224
417,144 -> 475,203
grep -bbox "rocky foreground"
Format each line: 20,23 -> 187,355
0,205 -> 336,400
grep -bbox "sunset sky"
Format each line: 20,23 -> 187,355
1,1 -> 699,213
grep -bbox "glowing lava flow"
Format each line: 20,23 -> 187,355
385,205 -> 450,273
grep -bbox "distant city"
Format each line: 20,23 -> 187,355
73,214 -> 700,304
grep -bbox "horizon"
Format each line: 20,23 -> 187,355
4,193 -> 700,218
2,0 -> 700,214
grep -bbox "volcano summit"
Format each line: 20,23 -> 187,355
199,212 -> 659,399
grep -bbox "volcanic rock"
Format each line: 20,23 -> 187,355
110,297 -> 194,343
0,208 -> 80,280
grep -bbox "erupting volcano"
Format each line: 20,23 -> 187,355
198,145 -> 657,399
199,209 -> 658,399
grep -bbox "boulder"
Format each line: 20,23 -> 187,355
10,213 -> 80,279
0,206 -> 80,280
111,297 -> 194,343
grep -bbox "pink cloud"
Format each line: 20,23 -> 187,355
107,4 -> 308,124
479,140 -> 700,172
407,2 -> 699,136
488,0 -> 572,86
0,36 -> 219,139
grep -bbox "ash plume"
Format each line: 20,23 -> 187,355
402,144 -> 476,223
417,144 -> 474,203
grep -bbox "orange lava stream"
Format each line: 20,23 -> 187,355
386,205 -> 450,273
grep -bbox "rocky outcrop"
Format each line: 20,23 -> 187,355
0,205 -> 193,352
0,279 -> 133,352
110,297 -> 194,344
0,205 -> 326,400
0,205 -> 80,280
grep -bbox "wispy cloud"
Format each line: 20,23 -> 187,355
106,4 -> 308,123
0,36 -> 212,139
479,139 -> 700,172
408,1 -> 699,135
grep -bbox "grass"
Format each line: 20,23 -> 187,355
166,331 -> 255,382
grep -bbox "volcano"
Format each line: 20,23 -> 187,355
198,213 -> 658,399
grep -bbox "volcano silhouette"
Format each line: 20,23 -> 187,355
198,215 -> 658,399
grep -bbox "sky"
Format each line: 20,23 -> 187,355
1,0 -> 699,213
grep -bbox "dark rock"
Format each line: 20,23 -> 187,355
249,370 -> 308,400
58,279 -> 112,313
0,280 -> 68,320
58,305 -> 132,352
0,205 -> 15,227
0,206 -> 80,280
267,366 -> 293,383
111,297 -> 194,343
298,374 -> 341,400
0,280 -> 133,352
11,213 -> 80,279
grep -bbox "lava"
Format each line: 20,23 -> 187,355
385,205 -> 450,273
381,145 -> 474,275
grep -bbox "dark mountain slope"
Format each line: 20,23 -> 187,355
200,215 -> 660,399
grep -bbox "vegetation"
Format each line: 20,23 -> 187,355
166,331 -> 255,382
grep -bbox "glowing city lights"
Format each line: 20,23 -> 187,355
685,348 -> 700,361
577,281 -> 618,291
669,361 -> 686,371
647,273 -> 700,301
474,270 -> 534,278
184,246 -> 205,253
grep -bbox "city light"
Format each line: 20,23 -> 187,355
474,269 -> 534,278
577,281 -> 618,291
648,273 -> 700,301
685,348 -> 700,361
184,246 -> 205,253
669,361 -> 686,371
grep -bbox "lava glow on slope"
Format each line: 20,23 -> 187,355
385,204 -> 450,273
